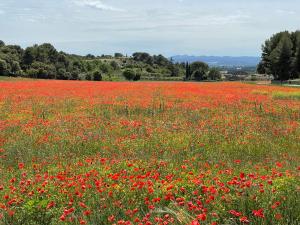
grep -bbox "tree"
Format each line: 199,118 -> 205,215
0,59 -> 8,75
93,71 -> 102,81
11,61 -> 21,76
169,64 -> 180,77
270,34 -> 293,81
132,52 -> 153,65
133,72 -> 141,81
85,73 -> 92,81
257,61 -> 266,74
27,62 -> 56,79
190,61 -> 209,81
114,53 -> 123,58
0,40 -> 4,47
23,46 -> 36,66
208,68 -> 221,80
259,31 -> 300,80
57,68 -> 68,80
295,48 -> 300,78
153,54 -> 169,66
86,54 -> 95,59
185,62 -> 191,80
123,69 -> 136,80
294,39 -> 300,78
99,63 -> 109,74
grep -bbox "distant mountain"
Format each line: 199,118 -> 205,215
171,55 -> 261,67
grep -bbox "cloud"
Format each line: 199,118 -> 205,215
276,9 -> 295,15
74,0 -> 124,12
0,9 -> 5,15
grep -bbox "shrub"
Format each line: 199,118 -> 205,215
123,69 -> 136,80
93,71 -> 102,81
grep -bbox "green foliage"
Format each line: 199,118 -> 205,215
0,59 -> 8,75
133,72 -> 141,81
114,53 -> 123,58
110,61 -> 119,70
27,62 -> 56,79
0,40 -> 187,81
190,61 -> 209,81
185,62 -> 191,80
260,31 -> 300,80
123,69 -> 136,80
208,67 -> 221,80
0,40 -> 4,47
85,73 -> 92,81
93,71 -> 102,81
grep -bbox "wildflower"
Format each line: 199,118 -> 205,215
229,210 -> 242,217
60,214 -> 66,221
275,213 -> 282,220
240,216 -> 249,223
252,209 -> 265,218
18,163 -> 25,169
197,213 -> 206,221
190,220 -> 200,225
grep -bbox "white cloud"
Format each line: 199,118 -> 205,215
74,0 -> 124,12
276,9 -> 295,15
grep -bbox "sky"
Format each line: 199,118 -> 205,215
0,0 -> 299,57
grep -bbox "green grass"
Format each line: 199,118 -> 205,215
272,91 -> 300,100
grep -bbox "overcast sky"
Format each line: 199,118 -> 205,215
0,0 -> 299,56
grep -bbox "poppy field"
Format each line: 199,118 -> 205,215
0,80 -> 299,225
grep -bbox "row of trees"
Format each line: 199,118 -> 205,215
0,41 -> 184,81
258,31 -> 300,81
0,41 -> 92,80
0,40 -> 222,81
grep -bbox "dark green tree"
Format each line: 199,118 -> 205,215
208,68 -> 221,80
93,71 -> 102,81
259,31 -> 300,80
190,61 -> 209,81
85,73 -> 92,81
23,46 -> 36,66
270,34 -> 293,81
114,53 -> 123,58
257,61 -> 266,74
185,62 -> 191,80
123,69 -> 136,80
0,59 -> 8,75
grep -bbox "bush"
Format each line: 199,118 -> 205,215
123,69 -> 136,80
93,71 -> 102,81
110,61 -> 119,70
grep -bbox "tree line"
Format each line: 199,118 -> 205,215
258,30 -> 300,81
0,40 -> 222,81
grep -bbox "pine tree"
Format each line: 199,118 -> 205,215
277,36 -> 293,81
295,41 -> 300,78
185,62 -> 190,80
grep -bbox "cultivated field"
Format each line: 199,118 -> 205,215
0,81 -> 299,225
